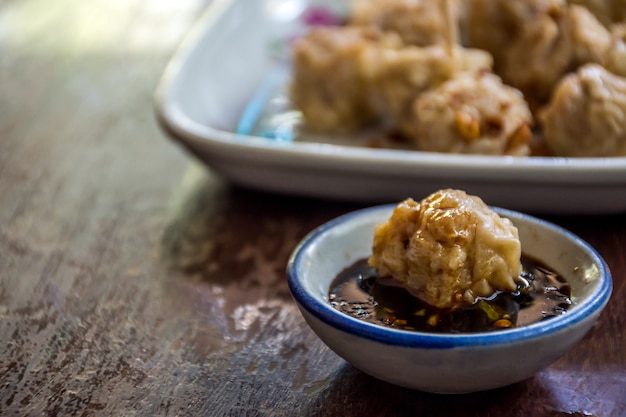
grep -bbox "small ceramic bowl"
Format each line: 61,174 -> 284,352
287,205 -> 612,394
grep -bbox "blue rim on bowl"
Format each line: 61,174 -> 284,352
287,204 -> 613,349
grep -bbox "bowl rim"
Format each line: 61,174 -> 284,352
287,204 -> 613,349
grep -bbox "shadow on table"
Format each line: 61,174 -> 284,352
299,363 -> 597,417
159,169 -> 364,291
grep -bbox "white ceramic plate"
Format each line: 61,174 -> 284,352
154,0 -> 626,214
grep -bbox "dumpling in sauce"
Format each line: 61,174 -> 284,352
369,189 -> 522,309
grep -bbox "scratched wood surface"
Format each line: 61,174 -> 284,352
1,0 -> 625,416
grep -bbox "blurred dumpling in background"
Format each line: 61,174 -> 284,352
465,0 -> 613,106
372,45 -> 492,136
540,64 -> 626,156
411,71 -> 534,156
604,22 -> 626,77
290,26 -> 403,132
567,0 -> 626,26
350,0 -> 456,47
289,0 -> 626,157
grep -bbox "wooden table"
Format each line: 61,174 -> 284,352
1,1 -> 624,415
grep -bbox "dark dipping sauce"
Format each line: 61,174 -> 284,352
329,256 -> 572,333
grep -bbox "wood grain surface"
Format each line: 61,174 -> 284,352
0,0 -> 624,416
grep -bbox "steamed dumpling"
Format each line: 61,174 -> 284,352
369,189 -> 522,309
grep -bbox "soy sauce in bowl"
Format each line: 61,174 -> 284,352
329,255 -> 572,333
